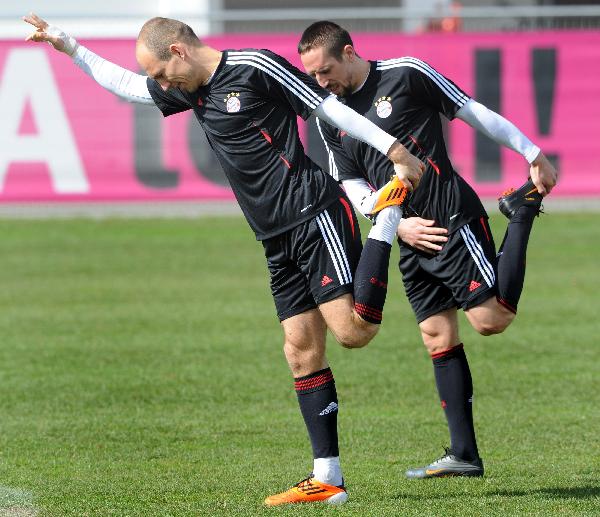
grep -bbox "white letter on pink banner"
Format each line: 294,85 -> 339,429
0,48 -> 88,193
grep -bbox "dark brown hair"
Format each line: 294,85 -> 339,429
298,20 -> 354,60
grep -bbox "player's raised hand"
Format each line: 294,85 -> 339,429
386,141 -> 426,192
397,217 -> 448,254
23,13 -> 78,56
529,151 -> 557,196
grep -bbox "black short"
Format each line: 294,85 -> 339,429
263,197 -> 362,321
399,217 -> 498,323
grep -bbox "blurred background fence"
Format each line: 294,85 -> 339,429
1,1 -> 599,205
4,1 -> 600,36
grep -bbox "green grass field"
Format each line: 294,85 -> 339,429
0,213 -> 598,516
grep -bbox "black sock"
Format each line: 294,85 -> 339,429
295,367 -> 339,458
496,205 -> 538,313
353,238 -> 391,324
432,344 -> 479,461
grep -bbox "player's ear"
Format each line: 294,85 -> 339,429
342,44 -> 356,62
169,43 -> 185,59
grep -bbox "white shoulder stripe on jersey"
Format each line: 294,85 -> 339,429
226,57 -> 319,109
377,61 -> 466,107
459,224 -> 495,288
316,211 -> 352,285
228,51 -> 323,105
378,56 -> 468,104
377,56 -> 468,105
395,56 -> 468,104
227,51 -> 323,109
316,118 -> 339,181
377,57 -> 468,107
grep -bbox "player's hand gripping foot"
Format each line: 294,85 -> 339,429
368,175 -> 409,216
264,476 -> 348,506
405,448 -> 484,479
498,178 -> 543,219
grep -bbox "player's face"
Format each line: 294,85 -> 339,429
300,46 -> 354,98
136,43 -> 200,92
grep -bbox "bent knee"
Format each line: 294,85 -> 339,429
472,317 -> 511,336
335,327 -> 377,349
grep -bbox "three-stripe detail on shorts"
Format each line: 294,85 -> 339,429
226,51 -> 323,109
459,224 -> 495,288
315,210 -> 352,286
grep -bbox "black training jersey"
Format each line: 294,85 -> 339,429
319,57 -> 487,233
147,49 -> 343,240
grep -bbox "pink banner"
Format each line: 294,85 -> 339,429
0,31 -> 597,202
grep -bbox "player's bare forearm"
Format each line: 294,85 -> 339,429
386,140 -> 425,192
529,151 -> 557,196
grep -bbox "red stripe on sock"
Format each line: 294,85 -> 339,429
354,303 -> 382,323
430,343 -> 464,359
294,370 -> 334,391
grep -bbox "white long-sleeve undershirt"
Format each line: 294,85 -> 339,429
456,98 -> 540,164
342,177 -> 378,218
72,45 -> 154,105
313,96 -> 397,157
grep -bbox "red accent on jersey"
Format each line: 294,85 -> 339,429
280,155 -> 291,169
427,157 -> 441,175
260,129 -> 272,144
339,197 -> 355,239
408,134 -> 424,152
410,135 -> 441,175
339,130 -> 347,138
480,217 -> 491,242
321,275 -> 333,287
469,280 -> 481,292
441,400 -> 447,409
197,97 -> 204,106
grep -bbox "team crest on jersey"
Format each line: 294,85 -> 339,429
375,96 -> 393,118
224,92 -> 241,113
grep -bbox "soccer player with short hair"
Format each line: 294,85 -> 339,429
24,13 -> 425,506
298,20 -> 557,479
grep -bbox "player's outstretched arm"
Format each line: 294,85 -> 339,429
456,98 -> 557,195
23,13 -> 155,105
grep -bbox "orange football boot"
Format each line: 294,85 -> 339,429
369,174 -> 409,215
264,477 -> 348,506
